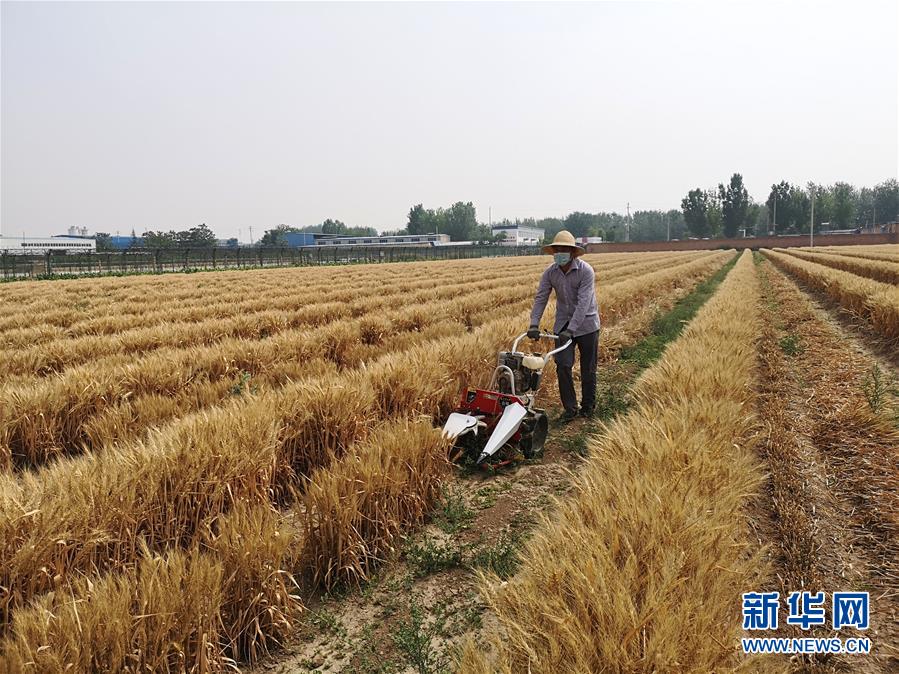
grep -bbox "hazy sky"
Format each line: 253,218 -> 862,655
2,1 -> 897,240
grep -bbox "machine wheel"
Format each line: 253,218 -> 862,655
519,410 -> 548,459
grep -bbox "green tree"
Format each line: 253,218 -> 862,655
143,230 -> 176,248
443,201 -> 477,240
177,223 -> 217,247
537,217 -> 565,242
407,204 -> 430,235
832,182 -> 856,227
261,226 -> 291,246
718,173 -> 750,237
681,188 -> 712,238
320,219 -> 345,235
873,179 -> 898,225
766,181 -> 808,233
94,232 -> 114,251
563,212 -> 595,238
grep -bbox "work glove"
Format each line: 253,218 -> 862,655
558,329 -> 574,345
527,325 -> 540,340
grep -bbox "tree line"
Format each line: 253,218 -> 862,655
93,177 -> 897,251
94,224 -> 224,251
682,175 -> 898,239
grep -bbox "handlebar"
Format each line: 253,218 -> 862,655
511,332 -> 573,360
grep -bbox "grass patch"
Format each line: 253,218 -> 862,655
862,364 -> 898,414
433,487 -> 474,534
470,532 -> 522,579
778,334 -> 804,357
405,539 -> 463,577
391,599 -> 448,674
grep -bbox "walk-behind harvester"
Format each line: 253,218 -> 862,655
441,332 -> 572,468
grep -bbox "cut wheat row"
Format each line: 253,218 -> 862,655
0,257 -> 544,333
0,251 -> 734,630
0,251 -> 708,372
776,247 -> 899,285
0,254 -> 734,671
0,257 -> 556,337
459,250 -> 763,673
0,253 -> 696,346
0,418 -> 445,673
1,253 -> 728,471
0,271 -> 528,375
763,248 -> 899,345
0,250 -> 681,323
815,244 -> 899,263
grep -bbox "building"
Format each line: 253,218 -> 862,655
491,224 -> 545,246
0,236 -> 97,254
283,232 -> 323,247
108,235 -> 140,250
313,233 -> 449,247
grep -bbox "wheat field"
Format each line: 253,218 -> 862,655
2,245 -> 896,673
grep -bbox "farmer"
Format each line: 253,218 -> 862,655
527,230 -> 600,421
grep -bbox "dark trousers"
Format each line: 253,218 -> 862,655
556,330 -> 599,413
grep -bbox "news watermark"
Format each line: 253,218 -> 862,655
741,591 -> 871,656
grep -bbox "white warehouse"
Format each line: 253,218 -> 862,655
0,236 -> 97,254
491,223 -> 545,246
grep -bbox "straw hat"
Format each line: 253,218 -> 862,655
541,230 -> 586,256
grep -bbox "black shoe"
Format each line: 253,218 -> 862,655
558,409 -> 578,423
579,407 -> 595,418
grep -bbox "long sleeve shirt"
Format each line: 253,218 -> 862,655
529,257 -> 600,337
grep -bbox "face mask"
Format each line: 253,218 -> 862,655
554,251 -> 572,266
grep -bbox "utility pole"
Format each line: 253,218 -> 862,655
666,212 -> 670,241
626,202 -> 631,242
488,206 -> 492,228
809,188 -> 815,248
772,194 -> 777,236
249,226 -> 254,245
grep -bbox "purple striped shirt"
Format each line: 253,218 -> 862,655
529,257 -> 600,337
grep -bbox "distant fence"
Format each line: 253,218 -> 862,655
586,231 -> 898,254
0,244 -> 542,280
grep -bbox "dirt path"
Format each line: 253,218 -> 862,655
752,256 -> 899,673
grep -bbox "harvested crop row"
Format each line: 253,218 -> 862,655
0,252 -> 696,348
0,250 -> 697,340
0,256 -> 553,329
1,253 -> 728,470
0,272 -> 524,375
763,249 -> 899,346
816,244 -> 899,263
0,282 -> 526,467
0,251 -> 709,371
0,416 -> 452,673
0,257 -> 545,334
459,251 -> 764,673
0,251 -> 733,621
0,249 -> 678,320
0,249 -> 685,313
1,500 -> 301,672
777,247 -> 899,285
